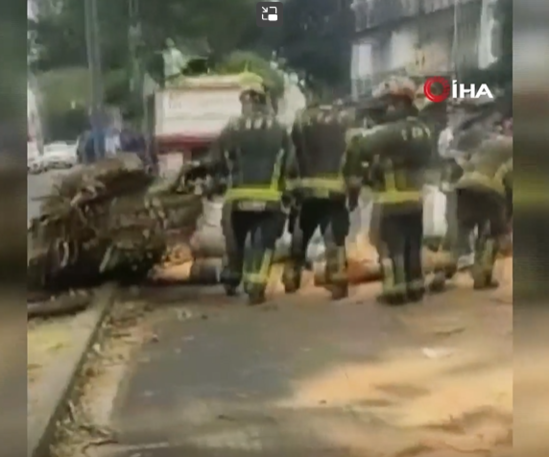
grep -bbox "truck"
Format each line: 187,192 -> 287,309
148,72 -> 264,174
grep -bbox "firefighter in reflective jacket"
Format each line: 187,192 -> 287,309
345,77 -> 434,305
453,136 -> 512,289
206,77 -> 299,305
281,103 -> 355,299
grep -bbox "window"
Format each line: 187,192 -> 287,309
355,2 -> 369,31
353,41 -> 373,78
372,38 -> 390,74
489,9 -> 503,58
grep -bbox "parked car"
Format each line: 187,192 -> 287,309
27,140 -> 44,174
42,141 -> 78,169
27,140 -> 78,174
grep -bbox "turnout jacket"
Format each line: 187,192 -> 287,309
207,111 -> 299,205
345,117 -> 434,206
290,105 -> 355,198
455,135 -> 513,198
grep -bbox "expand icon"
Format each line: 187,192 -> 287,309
256,2 -> 282,25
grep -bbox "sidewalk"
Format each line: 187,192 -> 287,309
27,284 -> 116,457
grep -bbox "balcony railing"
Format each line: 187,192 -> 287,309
354,0 -> 480,32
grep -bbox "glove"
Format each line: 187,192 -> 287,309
204,176 -> 228,200
286,205 -> 300,234
347,187 -> 360,212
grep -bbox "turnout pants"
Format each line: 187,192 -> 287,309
455,189 -> 507,289
283,197 -> 350,296
220,203 -> 286,303
376,206 -> 424,303
436,160 -> 473,272
431,189 -> 470,287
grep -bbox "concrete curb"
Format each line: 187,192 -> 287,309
28,283 -> 118,457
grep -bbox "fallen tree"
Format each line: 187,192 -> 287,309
27,154 -> 204,316
29,155 -> 510,317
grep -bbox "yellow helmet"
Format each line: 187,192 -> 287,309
372,76 -> 416,102
239,71 -> 265,95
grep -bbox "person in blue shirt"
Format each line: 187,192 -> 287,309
83,125 -> 106,163
119,123 -> 156,171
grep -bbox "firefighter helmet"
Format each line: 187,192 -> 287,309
239,71 -> 265,95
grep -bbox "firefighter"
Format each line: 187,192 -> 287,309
281,99 -> 355,300
345,77 -> 434,305
430,96 -> 502,291
452,136 -> 512,289
203,75 -> 299,305
415,89 -> 460,291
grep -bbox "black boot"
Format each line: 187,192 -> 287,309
407,285 -> 425,302
429,271 -> 447,293
246,283 -> 267,305
473,276 -> 499,290
281,263 -> 302,294
223,284 -> 239,296
472,241 -> 499,290
377,290 -> 407,306
220,268 -> 240,297
329,283 -> 349,300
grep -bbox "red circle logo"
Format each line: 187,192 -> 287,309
424,77 -> 451,103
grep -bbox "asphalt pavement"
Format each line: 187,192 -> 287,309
28,172 -> 53,223
108,293 -> 415,456
28,170 -> 74,224
98,278 -> 512,457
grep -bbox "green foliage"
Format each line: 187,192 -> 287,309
38,68 -> 91,111
31,0 -> 259,73
104,69 -> 131,105
36,67 -> 132,139
215,51 -> 285,99
29,0 -> 129,72
35,68 -> 89,140
2,4 -> 27,125
137,0 -> 257,54
277,0 -> 353,89
30,0 -> 273,119
38,67 -> 132,110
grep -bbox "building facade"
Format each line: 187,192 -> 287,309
350,0 -> 502,98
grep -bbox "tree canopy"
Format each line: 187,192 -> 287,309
277,0 -> 354,93
29,0 -> 278,138
29,0 -> 354,97
30,0 -> 266,74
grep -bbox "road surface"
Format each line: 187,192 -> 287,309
28,171 -> 65,223
60,262 -> 512,457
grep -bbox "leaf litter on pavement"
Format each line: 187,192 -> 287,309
49,258 -> 512,456
49,299 -> 152,457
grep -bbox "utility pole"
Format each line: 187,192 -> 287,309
128,0 -> 151,162
128,0 -> 142,95
128,0 -> 145,128
84,0 -> 104,162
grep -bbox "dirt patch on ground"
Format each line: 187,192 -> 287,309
273,258 -> 513,456
49,258 -> 513,457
